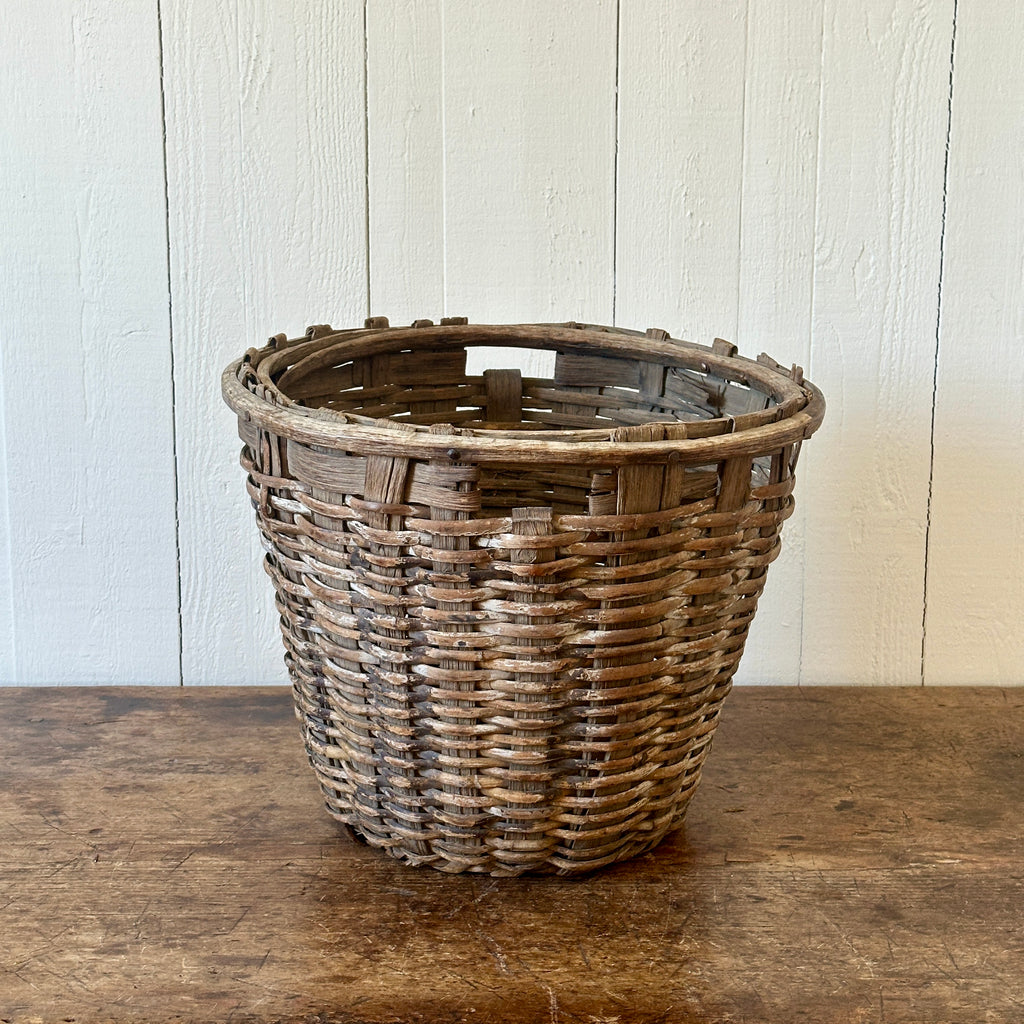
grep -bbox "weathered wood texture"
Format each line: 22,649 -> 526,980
2,686 -> 1021,1023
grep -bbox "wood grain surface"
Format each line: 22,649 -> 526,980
2,686 -> 1021,1023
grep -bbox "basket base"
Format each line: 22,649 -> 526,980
316,780 -> 699,877
293,671 -> 727,876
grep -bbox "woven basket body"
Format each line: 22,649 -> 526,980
223,320 -> 824,875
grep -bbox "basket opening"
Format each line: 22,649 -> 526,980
280,337 -> 779,435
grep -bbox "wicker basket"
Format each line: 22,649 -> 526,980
222,318 -> 824,875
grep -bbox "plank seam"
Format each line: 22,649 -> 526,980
612,0 -> 621,326
156,0 -> 184,687
440,0 -> 449,317
921,0 -> 959,688
0,355 -> 13,680
735,0 -> 751,344
363,0 -> 372,318
801,3 -> 829,687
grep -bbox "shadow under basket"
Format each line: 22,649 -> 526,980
222,318 -> 825,876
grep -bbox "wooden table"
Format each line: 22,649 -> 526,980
1,686 -> 1021,1023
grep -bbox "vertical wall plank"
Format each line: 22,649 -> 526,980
443,0 -> 617,375
367,0 -> 617,368
0,382 -> 13,683
369,0 -> 617,375
617,1 -> 800,681
366,0 -> 445,326
0,1 -> 179,683
800,1 -> 954,684
732,0 -> 823,684
616,0 -> 747,343
925,3 -> 1024,684
163,0 -> 368,684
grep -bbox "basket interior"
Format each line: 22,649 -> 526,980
247,326 -> 803,516
277,340 -> 777,431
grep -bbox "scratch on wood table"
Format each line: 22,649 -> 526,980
1,686 -> 1022,1023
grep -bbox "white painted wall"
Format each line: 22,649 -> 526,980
1,1 -> 180,684
2,1 -> 1020,686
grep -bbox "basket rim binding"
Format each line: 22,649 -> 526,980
222,320 -> 825,466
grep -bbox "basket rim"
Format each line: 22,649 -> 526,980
222,321 -> 825,466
